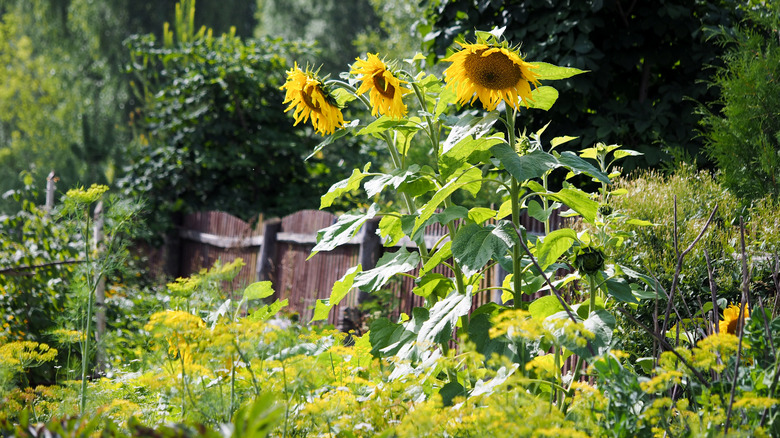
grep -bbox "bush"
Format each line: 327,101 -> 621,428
700,3 -> 780,200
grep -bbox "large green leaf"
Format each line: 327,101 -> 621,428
310,204 -> 380,256
420,241 -> 452,276
604,277 -> 640,304
310,265 -> 363,322
440,135 -> 504,179
442,111 -> 499,154
243,281 -> 274,301
535,228 -> 578,271
544,188 -> 598,223
417,289 -> 473,345
358,116 -> 420,137
556,151 -> 610,184
378,215 -> 405,247
529,295 -> 566,320
452,221 -> 517,277
413,167 -> 483,235
369,307 -> 429,357
563,309 -> 615,359
529,62 -> 588,80
320,163 -> 372,208
364,165 -> 422,198
491,145 -> 558,182
249,299 -> 288,321
353,248 -> 420,293
412,273 -> 454,298
525,86 -> 559,110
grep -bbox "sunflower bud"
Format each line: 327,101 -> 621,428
598,203 -> 613,216
574,246 -> 606,275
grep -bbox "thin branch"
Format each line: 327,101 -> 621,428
661,204 -> 719,335
0,259 -> 85,276
704,250 -> 719,335
509,222 -> 596,357
615,306 -> 711,388
725,217 -> 751,434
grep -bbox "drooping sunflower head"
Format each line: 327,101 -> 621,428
719,303 -> 750,335
281,63 -> 345,135
350,53 -> 411,119
443,41 -> 541,112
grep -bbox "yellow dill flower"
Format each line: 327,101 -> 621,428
65,184 -> 109,204
351,53 -> 411,119
692,331 -> 740,372
281,63 -> 345,135
640,369 -> 684,393
0,341 -> 58,370
443,42 -> 540,111
719,303 -> 750,335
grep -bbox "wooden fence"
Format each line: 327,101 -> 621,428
165,208 -> 566,328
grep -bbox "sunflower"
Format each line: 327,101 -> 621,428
281,63 -> 345,135
719,303 -> 750,335
443,42 -> 541,111
350,54 -> 411,119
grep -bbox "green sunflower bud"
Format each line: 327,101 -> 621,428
574,246 -> 606,275
598,204 -> 613,216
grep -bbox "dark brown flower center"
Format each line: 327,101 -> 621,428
302,84 -> 322,112
372,74 -> 396,99
726,317 -> 739,334
464,49 -> 524,90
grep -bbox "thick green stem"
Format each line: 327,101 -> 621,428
79,210 -> 93,413
381,131 -> 429,259
507,110 -> 523,309
589,275 -> 598,313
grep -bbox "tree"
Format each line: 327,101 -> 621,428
121,3 -> 371,238
419,0 -> 741,168
255,0 -> 379,75
700,1 -> 780,200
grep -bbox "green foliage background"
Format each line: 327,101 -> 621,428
420,0 -> 741,168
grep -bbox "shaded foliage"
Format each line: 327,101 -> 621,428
700,3 -> 780,200
420,0 -> 741,168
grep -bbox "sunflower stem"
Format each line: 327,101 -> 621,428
506,107 -> 523,309
410,82 -> 440,168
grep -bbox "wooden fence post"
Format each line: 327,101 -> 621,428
45,170 -> 56,214
357,218 -> 381,304
257,218 -> 281,282
93,200 -> 106,374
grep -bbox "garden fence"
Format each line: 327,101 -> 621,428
167,208 -> 566,329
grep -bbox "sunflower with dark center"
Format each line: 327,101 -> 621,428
719,303 -> 750,335
443,42 -> 541,111
281,63 -> 345,135
351,54 -> 411,119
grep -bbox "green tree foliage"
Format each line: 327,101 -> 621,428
700,2 -> 780,200
255,0 -> 379,75
121,14 -> 368,234
354,0 -> 423,61
0,0 -> 261,213
419,0 -> 740,167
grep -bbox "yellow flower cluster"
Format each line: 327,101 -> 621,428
0,341 -> 58,370
65,183 -> 109,204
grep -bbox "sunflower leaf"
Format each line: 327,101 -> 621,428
442,111 -> 500,155
320,163 -> 372,209
530,62 -> 588,80
525,86 -> 559,111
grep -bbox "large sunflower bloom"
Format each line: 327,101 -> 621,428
719,303 -> 750,335
281,64 -> 344,135
443,42 -> 541,111
351,54 -> 411,119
